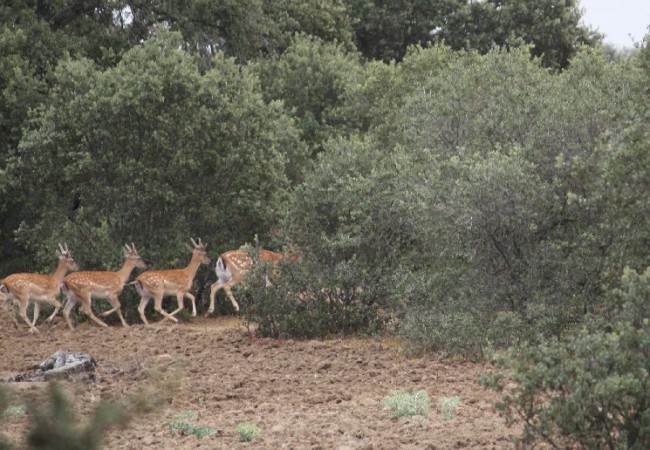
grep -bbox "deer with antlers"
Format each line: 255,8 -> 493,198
206,247 -> 297,315
60,243 -> 147,329
0,243 -> 79,333
134,238 -> 210,325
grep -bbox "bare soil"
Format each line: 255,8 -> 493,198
0,314 -> 517,449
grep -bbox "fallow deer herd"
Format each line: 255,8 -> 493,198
0,238 -> 292,333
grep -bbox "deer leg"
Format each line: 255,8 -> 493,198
45,298 -> 61,323
101,294 -> 129,327
224,283 -> 240,313
99,295 -> 120,317
80,298 -> 109,328
206,282 -> 222,316
18,298 -> 39,333
138,295 -> 151,325
115,307 -> 129,327
184,292 -> 196,317
31,302 -> 41,326
153,294 -> 178,323
62,295 -> 78,330
167,292 -> 185,318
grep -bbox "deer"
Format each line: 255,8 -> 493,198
134,238 -> 210,325
60,243 -> 147,329
0,243 -> 79,333
206,247 -> 297,315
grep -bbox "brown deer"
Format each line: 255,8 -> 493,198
61,243 -> 147,329
134,238 -> 210,325
0,243 -> 79,333
207,248 -> 297,315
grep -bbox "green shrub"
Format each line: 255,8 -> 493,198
161,411 -> 218,438
236,422 -> 260,442
400,307 -> 486,357
239,247 -> 394,339
2,405 -> 26,420
482,268 -> 650,449
438,396 -> 461,421
269,136 -> 419,338
485,311 -> 528,349
382,389 -> 430,418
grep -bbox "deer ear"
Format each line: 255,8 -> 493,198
186,243 -> 194,253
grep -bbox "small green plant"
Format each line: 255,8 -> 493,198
438,396 -> 461,420
2,404 -> 27,420
236,422 -> 260,442
162,411 -> 219,438
382,389 -> 430,418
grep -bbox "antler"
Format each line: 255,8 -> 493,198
58,243 -> 71,256
124,243 -> 142,258
190,238 -> 207,249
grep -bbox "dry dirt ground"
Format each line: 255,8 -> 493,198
0,314 -> 517,449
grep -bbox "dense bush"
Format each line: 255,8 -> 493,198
387,47 -> 639,354
247,136 -> 423,337
483,268 -> 650,449
239,247 -> 393,338
243,44 -> 646,347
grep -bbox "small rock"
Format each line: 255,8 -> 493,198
8,350 -> 97,383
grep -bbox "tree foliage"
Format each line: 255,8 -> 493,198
6,30 -> 305,274
343,0 -> 465,63
343,0 -> 599,67
252,33 -> 364,155
437,0 -> 601,69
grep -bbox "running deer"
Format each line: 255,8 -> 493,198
207,248 -> 297,315
61,243 -> 147,329
134,238 -> 210,325
0,243 -> 79,333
